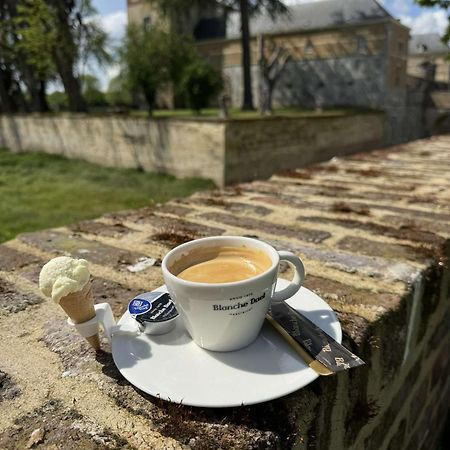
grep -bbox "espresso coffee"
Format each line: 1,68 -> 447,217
174,246 -> 272,283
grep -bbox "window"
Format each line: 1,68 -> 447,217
356,36 -> 368,55
398,41 -> 405,54
143,16 -> 151,31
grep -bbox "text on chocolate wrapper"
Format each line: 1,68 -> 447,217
213,293 -> 266,311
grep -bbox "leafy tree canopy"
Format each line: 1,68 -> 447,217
120,24 -> 197,113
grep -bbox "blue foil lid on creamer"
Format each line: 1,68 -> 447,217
128,292 -> 178,335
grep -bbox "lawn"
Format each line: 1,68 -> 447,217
0,149 -> 213,244
129,106 -> 374,120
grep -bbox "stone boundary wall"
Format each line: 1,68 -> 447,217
0,112 -> 384,186
0,136 -> 448,449
224,114 -> 384,185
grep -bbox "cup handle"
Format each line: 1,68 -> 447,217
272,251 -> 305,302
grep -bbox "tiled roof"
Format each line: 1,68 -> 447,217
225,0 -> 392,39
409,33 -> 450,56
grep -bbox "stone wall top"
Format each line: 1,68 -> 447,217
0,135 -> 449,449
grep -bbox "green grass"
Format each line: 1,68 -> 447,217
129,106 -> 374,120
0,149 -> 214,244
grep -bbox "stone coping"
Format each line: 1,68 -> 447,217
0,135 -> 449,449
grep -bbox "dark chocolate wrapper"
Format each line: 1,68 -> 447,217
268,301 -> 365,372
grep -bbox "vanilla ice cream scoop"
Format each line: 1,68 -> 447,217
39,256 -> 90,304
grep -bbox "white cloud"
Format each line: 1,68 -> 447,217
97,11 -> 127,42
399,9 -> 448,35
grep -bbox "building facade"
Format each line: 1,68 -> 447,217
408,33 -> 450,85
196,0 -> 409,117
127,0 -> 418,143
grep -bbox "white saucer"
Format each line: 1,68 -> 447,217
111,279 -> 342,408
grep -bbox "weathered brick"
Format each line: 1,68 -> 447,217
367,353 -> 423,449
426,310 -> 450,355
148,215 -> 225,247
91,277 -> 138,317
150,215 -> 224,237
418,264 -> 445,343
19,230 -> 154,271
192,197 -> 272,216
328,198 -> 450,222
69,220 -> 134,237
408,375 -> 429,432
261,184 -> 450,223
298,215 -> 444,246
0,399 -> 132,449
344,362 -> 377,448
40,321 -> 293,449
431,346 -> 450,390
199,212 -> 331,243
387,418 -> 407,450
0,279 -> 42,315
0,246 -> 41,272
266,236 -> 420,284
382,215 -> 450,235
304,275 -> 401,320
336,236 -> 433,262
1,135 -> 449,450
0,371 -> 20,402
334,311 -> 371,348
155,203 -> 192,216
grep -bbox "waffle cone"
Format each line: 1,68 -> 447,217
59,281 -> 101,351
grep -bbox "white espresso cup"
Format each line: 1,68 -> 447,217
162,236 -> 305,352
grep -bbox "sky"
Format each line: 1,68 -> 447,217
90,0 -> 449,89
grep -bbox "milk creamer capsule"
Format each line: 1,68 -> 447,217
128,292 -> 178,335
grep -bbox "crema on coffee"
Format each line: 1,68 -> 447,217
174,246 -> 272,283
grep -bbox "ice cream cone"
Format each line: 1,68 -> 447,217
59,281 -> 101,351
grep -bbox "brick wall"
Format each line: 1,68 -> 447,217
0,136 -> 448,449
0,112 -> 384,187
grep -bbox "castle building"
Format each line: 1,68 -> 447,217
408,33 -> 450,85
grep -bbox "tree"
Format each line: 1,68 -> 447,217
14,0 -> 57,112
0,0 -> 37,112
80,74 -> 107,107
46,0 -> 112,112
106,74 -> 133,108
121,24 -> 197,114
178,60 -> 222,113
147,0 -> 288,111
13,0 -> 111,113
414,1 -> 450,45
257,34 -> 290,115
221,1 -> 288,111
47,91 -> 68,111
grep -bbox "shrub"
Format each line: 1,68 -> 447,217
178,61 -> 222,113
47,91 -> 68,111
106,74 -> 133,107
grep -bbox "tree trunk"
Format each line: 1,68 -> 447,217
0,70 -> 16,113
239,0 -> 254,111
54,52 -> 87,112
266,81 -> 274,115
38,80 -> 50,112
22,64 -> 50,112
49,0 -> 88,113
143,86 -> 156,116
